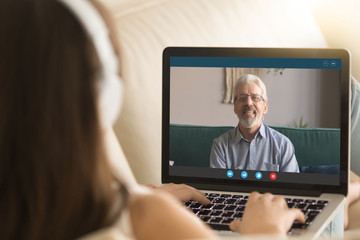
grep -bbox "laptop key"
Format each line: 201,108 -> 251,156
220,194 -> 232,198
184,201 -> 192,207
200,216 -> 211,222
191,208 -> 199,214
210,217 -> 223,223
222,211 -> 234,217
306,211 -> 320,223
233,211 -> 243,219
224,198 -> 237,204
213,204 -> 226,210
232,195 -> 243,199
307,211 -> 320,217
213,198 -> 226,204
295,203 -> 308,209
236,205 -> 245,212
202,204 -> 214,209
207,193 -> 220,198
208,223 -> 231,231
224,205 -> 237,211
222,218 -> 235,224
237,199 -> 247,205
198,209 -> 211,216
210,210 -> 223,216
306,204 -> 325,211
287,202 -> 296,208
291,222 -> 308,229
190,202 -> 202,209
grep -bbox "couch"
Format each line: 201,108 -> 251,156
104,0 -> 329,186
170,124 -> 340,173
96,0 -> 360,237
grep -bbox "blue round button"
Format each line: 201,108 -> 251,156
241,171 -> 248,179
255,172 -> 262,179
227,170 -> 234,178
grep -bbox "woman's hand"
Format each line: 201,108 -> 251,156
147,183 -> 210,205
230,192 -> 305,235
130,190 -> 216,240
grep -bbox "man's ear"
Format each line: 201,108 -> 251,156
263,102 -> 268,115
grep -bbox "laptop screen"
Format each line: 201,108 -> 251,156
162,47 -> 350,194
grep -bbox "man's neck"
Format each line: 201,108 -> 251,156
238,123 -> 262,142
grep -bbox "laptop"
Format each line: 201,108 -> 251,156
162,47 -> 350,238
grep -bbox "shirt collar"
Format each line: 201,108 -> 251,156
235,123 -> 266,143
258,123 -> 267,139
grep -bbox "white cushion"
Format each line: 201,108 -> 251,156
104,127 -> 137,186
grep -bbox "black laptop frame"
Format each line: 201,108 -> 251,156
162,47 -> 350,196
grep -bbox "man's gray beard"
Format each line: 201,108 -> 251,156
239,116 -> 261,129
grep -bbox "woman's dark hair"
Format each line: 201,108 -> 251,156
0,0 -> 124,239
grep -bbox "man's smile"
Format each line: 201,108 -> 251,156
242,107 -> 257,118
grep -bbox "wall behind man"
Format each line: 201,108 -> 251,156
170,67 -> 236,126
170,67 -> 340,128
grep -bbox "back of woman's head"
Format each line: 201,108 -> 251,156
0,0 -> 121,239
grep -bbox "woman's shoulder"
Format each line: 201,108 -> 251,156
128,188 -> 173,213
79,186 -> 216,240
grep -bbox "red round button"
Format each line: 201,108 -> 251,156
270,173 -> 277,180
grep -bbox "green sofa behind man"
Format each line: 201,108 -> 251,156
169,124 -> 340,174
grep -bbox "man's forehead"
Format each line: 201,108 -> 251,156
236,82 -> 262,93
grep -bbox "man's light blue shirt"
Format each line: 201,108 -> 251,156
210,123 -> 299,172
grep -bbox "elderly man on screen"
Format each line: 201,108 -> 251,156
210,74 -> 299,172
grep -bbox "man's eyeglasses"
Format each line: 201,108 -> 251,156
235,94 -> 264,103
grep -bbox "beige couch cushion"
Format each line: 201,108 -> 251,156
347,172 -> 360,232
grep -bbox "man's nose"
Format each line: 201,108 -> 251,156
245,96 -> 254,105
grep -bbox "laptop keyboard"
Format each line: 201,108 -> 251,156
184,193 -> 328,234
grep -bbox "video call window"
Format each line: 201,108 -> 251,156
169,66 -> 341,176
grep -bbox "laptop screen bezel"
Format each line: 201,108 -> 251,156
162,47 -> 350,196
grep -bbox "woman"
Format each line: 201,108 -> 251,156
0,0 -> 306,239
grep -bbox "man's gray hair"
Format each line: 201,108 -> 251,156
234,74 -> 268,102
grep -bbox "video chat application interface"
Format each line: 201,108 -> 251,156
168,56 -> 342,186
